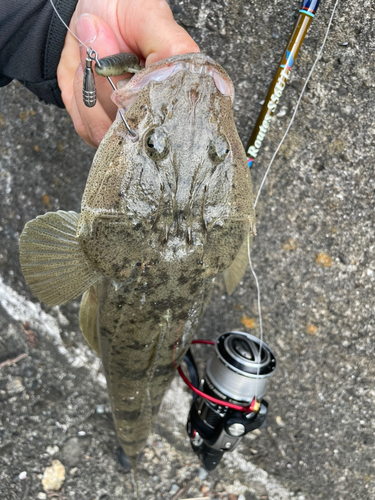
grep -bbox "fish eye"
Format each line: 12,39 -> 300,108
208,136 -> 230,166
145,128 -> 170,161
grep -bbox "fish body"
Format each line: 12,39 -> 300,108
19,53 -> 254,463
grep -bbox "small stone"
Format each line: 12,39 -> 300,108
42,460 -> 65,492
114,486 -> 124,496
276,416 -> 285,427
169,484 -> 179,495
316,252 -> 332,267
172,4 -> 183,14
215,481 -> 225,492
62,437 -> 84,468
306,324 -> 318,335
282,238 -> 297,251
96,404 -> 105,414
69,467 -> 78,475
77,431 -> 86,436
18,471 -> 27,480
46,445 -> 59,455
37,493 -> 47,500
22,364 -> 37,378
276,106 -> 287,118
198,467 -> 208,480
240,314 -> 256,329
143,448 -> 155,461
238,495 -> 246,500
6,377 -> 25,394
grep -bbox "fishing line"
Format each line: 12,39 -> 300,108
248,232 -> 263,397
49,0 -> 90,49
48,0 -> 138,138
254,0 -> 340,208
248,0 -> 340,389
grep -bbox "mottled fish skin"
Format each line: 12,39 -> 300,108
77,53 -> 254,462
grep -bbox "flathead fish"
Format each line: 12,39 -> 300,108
19,53 -> 254,466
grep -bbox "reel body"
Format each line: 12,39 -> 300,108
183,332 -> 276,470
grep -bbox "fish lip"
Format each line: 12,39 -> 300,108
111,52 -> 235,110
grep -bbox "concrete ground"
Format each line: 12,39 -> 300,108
0,0 -> 374,499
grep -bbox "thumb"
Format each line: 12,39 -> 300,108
75,14 -> 124,120
117,0 -> 199,66
75,13 -> 122,62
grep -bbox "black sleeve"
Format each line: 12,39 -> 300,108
0,0 -> 78,108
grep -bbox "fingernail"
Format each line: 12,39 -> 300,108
75,14 -> 97,46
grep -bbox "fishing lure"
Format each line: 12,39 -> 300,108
82,51 -> 142,108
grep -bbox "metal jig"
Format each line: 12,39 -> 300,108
82,56 -> 96,108
83,48 -> 138,141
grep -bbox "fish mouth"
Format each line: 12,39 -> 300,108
111,52 -> 234,111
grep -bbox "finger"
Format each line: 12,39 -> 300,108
117,0 -> 200,66
75,14 -> 132,121
70,91 -> 96,148
57,28 -> 81,116
73,62 -> 113,147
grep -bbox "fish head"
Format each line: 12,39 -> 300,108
78,53 -> 254,280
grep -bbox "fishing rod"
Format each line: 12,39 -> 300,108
246,0 -> 321,168
179,0 -> 334,471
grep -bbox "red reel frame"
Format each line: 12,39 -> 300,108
177,340 -> 258,413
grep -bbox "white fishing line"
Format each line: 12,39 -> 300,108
247,233 -> 263,396
249,0 -> 340,382
49,0 -> 89,49
254,0 -> 340,209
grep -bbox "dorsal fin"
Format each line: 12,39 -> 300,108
19,211 -> 100,306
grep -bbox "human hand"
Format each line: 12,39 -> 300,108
57,0 -> 199,148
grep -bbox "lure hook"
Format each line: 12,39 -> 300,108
83,47 -> 138,141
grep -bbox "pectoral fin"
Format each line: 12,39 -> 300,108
79,285 -> 100,356
223,234 -> 252,295
19,211 -> 99,307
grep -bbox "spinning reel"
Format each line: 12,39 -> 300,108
179,332 -> 276,470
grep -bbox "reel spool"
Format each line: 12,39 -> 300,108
181,331 -> 276,470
